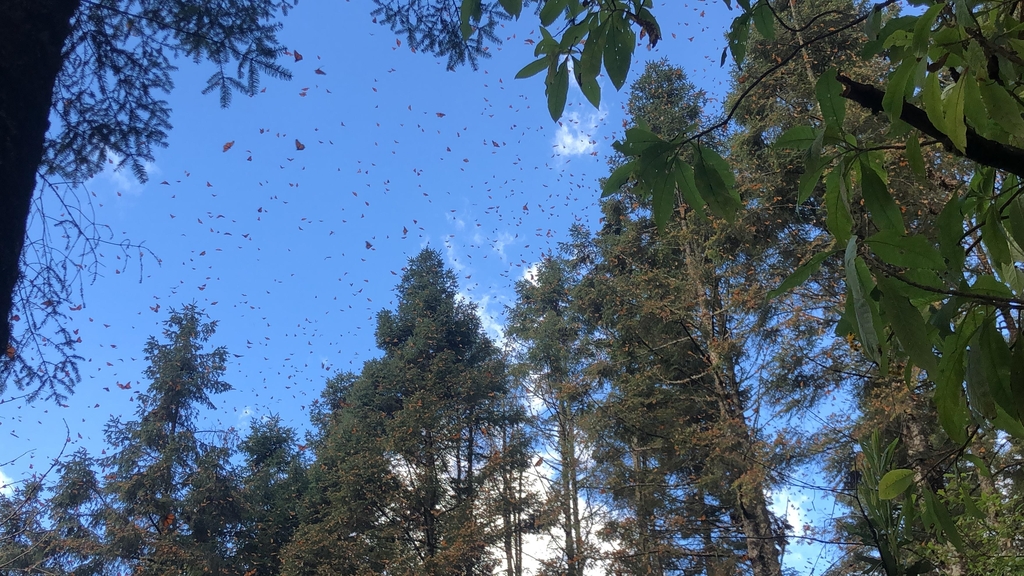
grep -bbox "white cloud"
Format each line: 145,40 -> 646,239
91,152 -> 160,197
0,468 -> 14,497
768,488 -> 810,537
456,291 -> 505,345
553,107 -> 606,157
238,405 -> 254,422
522,261 -> 542,285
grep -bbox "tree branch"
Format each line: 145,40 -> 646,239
836,73 -> 1024,178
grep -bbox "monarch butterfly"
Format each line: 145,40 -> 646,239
295,139 -> 305,151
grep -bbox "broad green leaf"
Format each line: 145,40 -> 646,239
579,74 -> 601,108
774,125 -> 819,150
752,0 -> 774,40
460,0 -> 479,39
545,60 -> 569,121
927,488 -> 966,553
913,3 -> 944,56
964,454 -> 991,477
877,275 -> 939,375
883,59 -> 916,121
602,160 -> 635,197
845,237 -> 882,365
816,68 -> 846,129
728,13 -> 751,66
798,161 -> 826,203
982,204 -> 1012,268
825,167 -> 853,244
516,56 -> 551,79
860,157 -> 905,234
1012,342 -> 1024,429
692,145 -> 740,221
865,6 -> 882,41
944,75 -> 968,152
905,134 -> 925,178
674,161 -> 706,219
539,0 -> 566,27
966,321 -> 999,420
976,317 -> 1018,421
865,231 -> 944,270
604,16 -> 635,90
923,72 -> 946,135
936,330 -> 971,444
1007,192 -> 1024,251
497,0 -> 522,18
963,74 -> 989,133
768,249 -> 835,299
878,468 -> 915,500
937,194 -> 966,275
651,161 -> 675,231
979,80 -> 1024,140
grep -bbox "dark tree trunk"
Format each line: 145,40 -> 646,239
0,0 -> 81,352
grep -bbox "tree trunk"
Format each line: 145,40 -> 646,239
0,0 -> 80,352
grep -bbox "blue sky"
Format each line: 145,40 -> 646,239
2,1 -> 843,572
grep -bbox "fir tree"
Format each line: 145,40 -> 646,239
284,248 -> 524,575
97,304 -> 242,574
506,254 -> 601,576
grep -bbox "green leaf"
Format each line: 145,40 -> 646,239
883,59 -> 916,121
728,13 -> 751,66
651,162 -> 675,231
905,134 -> 925,179
845,237 -> 882,365
865,231 -> 944,270
604,16 -> 635,90
964,454 -> 991,477
923,72 -> 946,136
1007,192 -> 1024,252
816,68 -> 846,129
539,0 -> 566,27
913,3 -> 944,56
752,0 -> 774,40
982,204 -> 1012,269
516,56 -> 551,79
944,75 -> 968,152
825,166 -> 853,244
768,249 -> 835,299
774,125 -> 819,150
963,73 -> 989,134
979,80 -> 1024,140
937,194 -> 966,276
692,145 -> 740,221
579,74 -> 601,108
878,468 -> 915,500
798,161 -> 826,203
926,488 -> 966,553
460,0 -> 480,39
674,161 -> 706,219
497,0 -> 522,17
545,60 -> 569,121
936,331 -> 970,444
859,157 -> 905,234
602,161 -> 635,197
865,6 -> 882,41
976,317 -> 1017,421
877,275 -> 939,375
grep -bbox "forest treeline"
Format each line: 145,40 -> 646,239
3,0 -> 1024,574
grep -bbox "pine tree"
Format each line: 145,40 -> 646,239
505,254 -> 600,576
96,303 -> 242,574
236,415 -> 309,576
284,248 -> 524,575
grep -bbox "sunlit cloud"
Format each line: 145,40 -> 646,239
0,468 -> 14,497
552,106 -> 606,157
